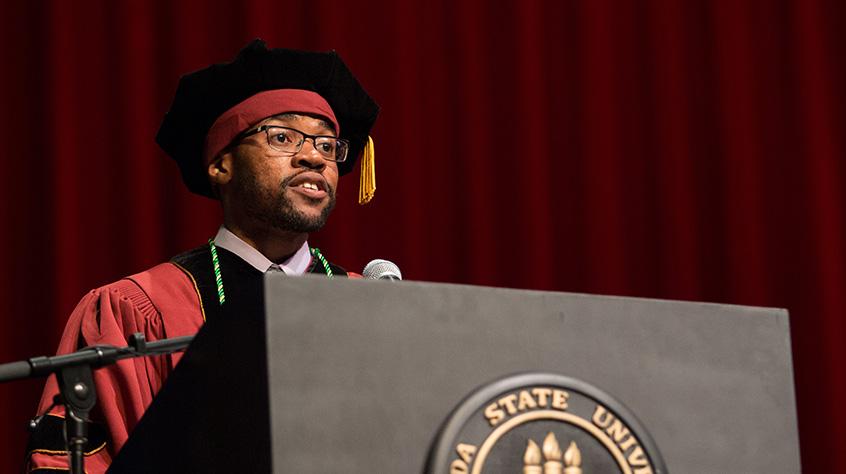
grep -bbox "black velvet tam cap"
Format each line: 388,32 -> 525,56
156,39 -> 380,198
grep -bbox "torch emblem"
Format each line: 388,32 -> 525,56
523,433 -> 582,474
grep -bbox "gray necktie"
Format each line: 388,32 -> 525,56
266,264 -> 285,274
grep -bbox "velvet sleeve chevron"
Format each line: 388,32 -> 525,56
26,413 -> 111,472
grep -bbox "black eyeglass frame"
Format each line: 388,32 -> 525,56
236,125 -> 350,162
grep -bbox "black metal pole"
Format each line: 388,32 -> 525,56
55,362 -> 97,474
66,407 -> 87,474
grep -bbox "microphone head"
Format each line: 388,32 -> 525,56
362,259 -> 402,280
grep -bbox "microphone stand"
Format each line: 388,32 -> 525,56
0,333 -> 194,474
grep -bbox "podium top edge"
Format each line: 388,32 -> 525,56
264,273 -> 790,317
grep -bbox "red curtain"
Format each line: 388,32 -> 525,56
1,0 -> 843,471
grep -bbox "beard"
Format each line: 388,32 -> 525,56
233,168 -> 336,234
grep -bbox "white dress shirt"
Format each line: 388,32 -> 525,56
212,226 -> 312,275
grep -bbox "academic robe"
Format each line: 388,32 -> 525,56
26,244 -> 350,473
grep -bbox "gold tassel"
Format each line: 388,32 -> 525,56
358,136 -> 376,204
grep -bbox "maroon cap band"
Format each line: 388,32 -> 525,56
203,89 -> 340,164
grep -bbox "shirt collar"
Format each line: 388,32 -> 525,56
212,226 -> 312,275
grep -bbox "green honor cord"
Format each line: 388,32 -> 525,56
208,240 -> 333,306
309,247 -> 334,278
208,239 -> 226,305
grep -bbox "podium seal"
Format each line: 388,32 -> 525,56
425,373 -> 667,474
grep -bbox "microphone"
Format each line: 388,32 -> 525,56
362,259 -> 402,280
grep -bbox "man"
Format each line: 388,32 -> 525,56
26,39 -> 379,472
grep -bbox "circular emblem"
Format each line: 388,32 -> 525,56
425,373 -> 667,474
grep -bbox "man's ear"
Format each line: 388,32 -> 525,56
208,152 -> 234,187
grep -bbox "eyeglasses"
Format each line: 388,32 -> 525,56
238,125 -> 350,162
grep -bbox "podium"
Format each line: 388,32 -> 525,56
109,276 -> 800,473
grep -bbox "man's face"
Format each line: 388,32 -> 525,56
225,113 -> 340,234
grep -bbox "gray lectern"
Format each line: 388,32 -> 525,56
111,276 -> 800,473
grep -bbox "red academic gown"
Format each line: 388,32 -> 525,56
26,263 -> 204,472
26,244 -> 353,473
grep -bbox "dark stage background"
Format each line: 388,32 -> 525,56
1,0 -> 843,471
